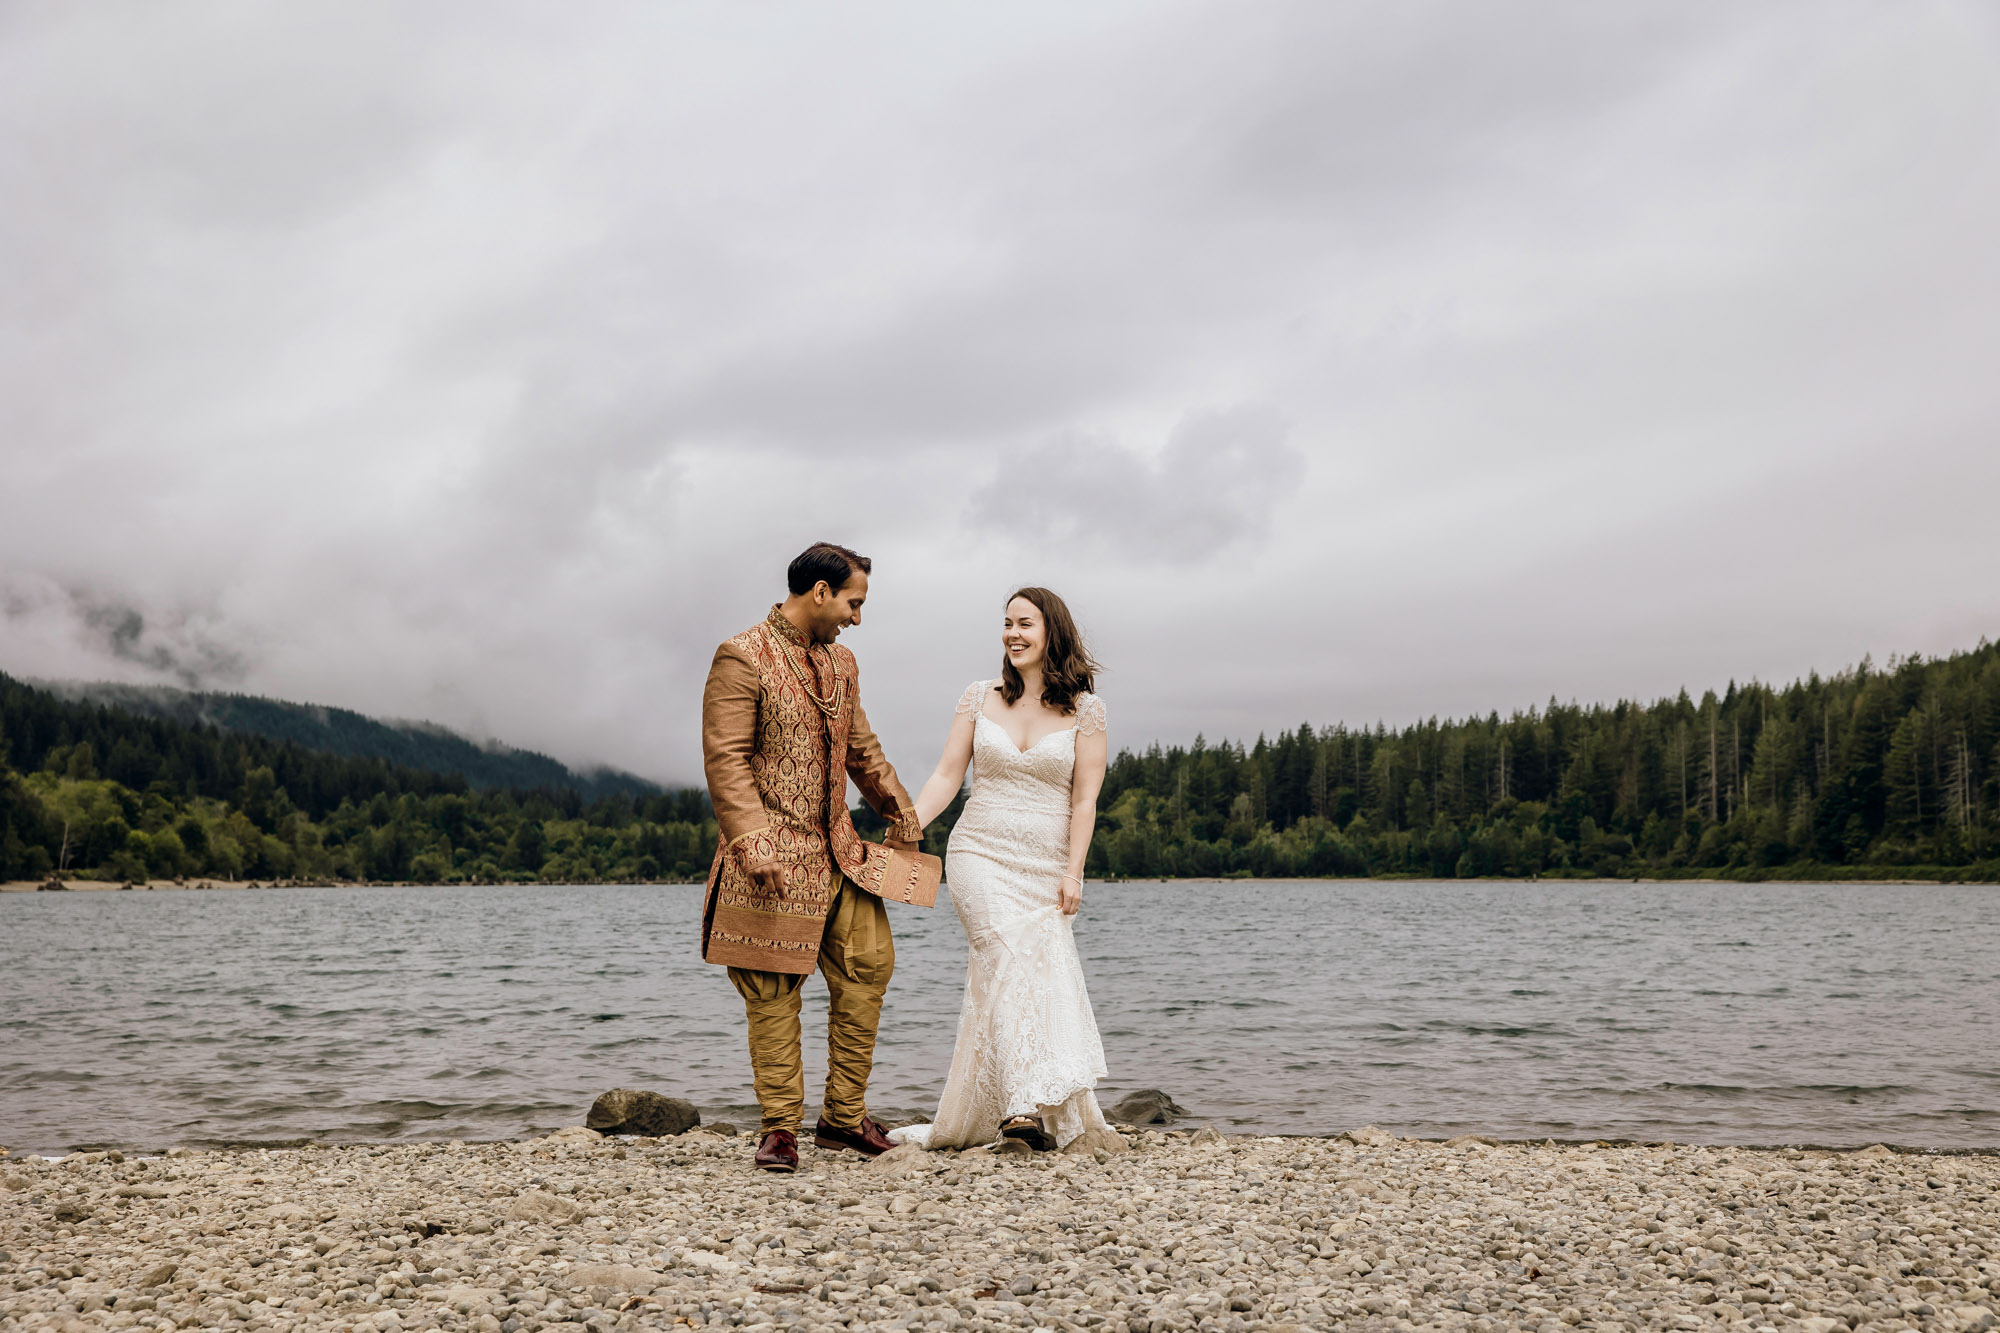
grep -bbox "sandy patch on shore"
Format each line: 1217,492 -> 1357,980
1,1130 -> 1995,1333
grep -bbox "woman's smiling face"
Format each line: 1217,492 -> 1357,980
1003,596 -> 1046,675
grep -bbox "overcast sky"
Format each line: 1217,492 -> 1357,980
4,2 -> 1998,788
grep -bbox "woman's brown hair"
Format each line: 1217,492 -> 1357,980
998,586 -> 1099,714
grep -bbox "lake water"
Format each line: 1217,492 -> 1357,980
2,880 -> 1996,1157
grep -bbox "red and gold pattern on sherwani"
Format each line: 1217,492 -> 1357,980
699,607 -> 926,974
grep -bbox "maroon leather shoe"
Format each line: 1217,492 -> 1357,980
812,1115 -> 895,1156
753,1129 -> 798,1173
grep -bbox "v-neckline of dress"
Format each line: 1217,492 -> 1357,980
976,711 -> 1075,758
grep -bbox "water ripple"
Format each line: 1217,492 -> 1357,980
0,879 -> 1996,1154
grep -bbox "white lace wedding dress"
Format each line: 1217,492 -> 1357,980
891,680 -> 1112,1151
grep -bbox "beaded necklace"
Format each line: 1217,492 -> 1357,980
770,623 -> 846,719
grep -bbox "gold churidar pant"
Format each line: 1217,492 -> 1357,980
727,874 -> 895,1135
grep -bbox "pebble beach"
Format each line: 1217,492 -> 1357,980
4,1127 -> 1997,1333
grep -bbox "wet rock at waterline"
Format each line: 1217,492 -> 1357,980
584,1088 -> 700,1137
1105,1088 -> 1186,1124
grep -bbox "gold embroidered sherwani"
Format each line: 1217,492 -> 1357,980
700,606 -> 927,1134
700,607 -> 924,970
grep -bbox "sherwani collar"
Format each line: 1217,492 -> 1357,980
765,605 -> 846,719
765,604 -> 812,648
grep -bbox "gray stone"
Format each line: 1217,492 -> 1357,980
585,1089 -> 700,1137
568,1263 -> 663,1295
1106,1090 -> 1187,1125
865,1143 -> 935,1176
1341,1125 -> 1398,1146
1061,1128 -> 1131,1156
541,1125 -> 602,1144
506,1190 -> 583,1225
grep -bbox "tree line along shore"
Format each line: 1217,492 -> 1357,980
3,639 -> 1998,887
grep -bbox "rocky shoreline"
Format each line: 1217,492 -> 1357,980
3,1128 -> 1996,1333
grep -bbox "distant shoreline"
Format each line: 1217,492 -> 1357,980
0,877 -> 696,894
6,872 -> 1995,894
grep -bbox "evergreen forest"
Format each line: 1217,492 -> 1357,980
0,672 -> 714,885
48,680 -> 658,800
4,638 -> 1999,886
1083,640 -> 2000,881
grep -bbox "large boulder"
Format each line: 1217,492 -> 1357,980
1106,1089 -> 1186,1125
586,1089 -> 700,1137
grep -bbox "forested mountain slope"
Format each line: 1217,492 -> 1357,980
0,671 -> 710,883
45,681 -> 656,800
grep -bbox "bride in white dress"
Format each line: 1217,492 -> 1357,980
891,587 -> 1115,1151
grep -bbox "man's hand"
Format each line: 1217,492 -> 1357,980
749,861 -> 785,895
884,835 -> 920,853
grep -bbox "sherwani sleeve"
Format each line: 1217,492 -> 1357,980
843,657 -> 921,843
702,642 -> 775,872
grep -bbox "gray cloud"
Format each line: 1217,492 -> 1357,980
76,598 -> 247,689
1,578 -> 247,690
1,1 -> 1997,785
969,407 -> 1302,562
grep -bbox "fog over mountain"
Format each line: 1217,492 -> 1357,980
39,679 -> 660,800
3,2 -> 1998,787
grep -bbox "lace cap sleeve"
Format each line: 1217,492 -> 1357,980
1074,692 -> 1107,737
954,679 -> 988,719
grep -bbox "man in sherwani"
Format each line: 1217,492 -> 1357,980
700,541 -> 935,1172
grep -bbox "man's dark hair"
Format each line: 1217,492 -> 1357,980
787,542 -> 872,595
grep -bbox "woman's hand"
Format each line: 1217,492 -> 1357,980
1058,872 -> 1082,915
